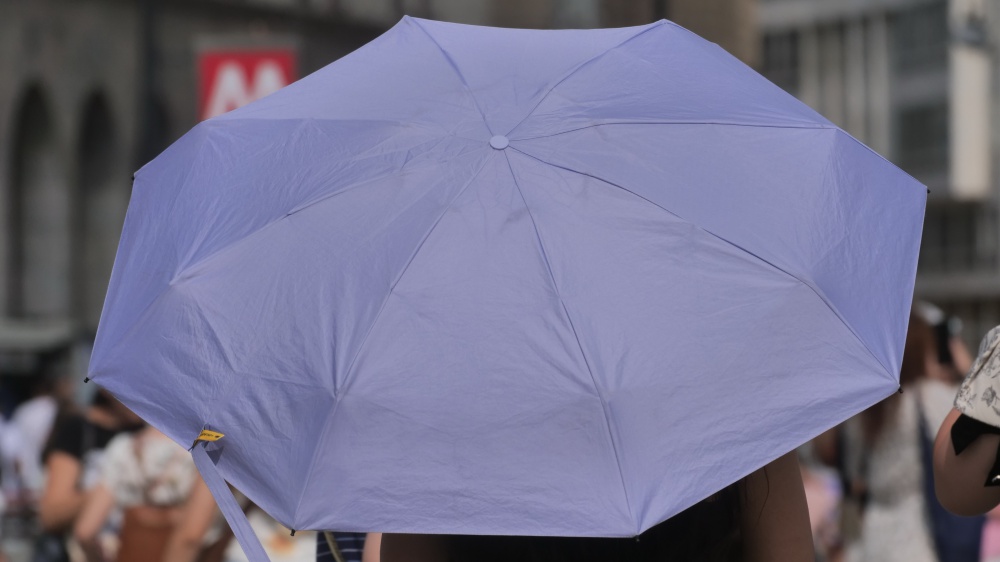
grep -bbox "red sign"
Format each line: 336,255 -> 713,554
198,48 -> 296,120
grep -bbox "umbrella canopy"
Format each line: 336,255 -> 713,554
90,15 -> 925,550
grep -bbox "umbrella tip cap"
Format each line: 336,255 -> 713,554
490,135 -> 510,150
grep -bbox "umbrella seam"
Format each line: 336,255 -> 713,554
504,21 -> 667,139
510,146 -> 897,385
291,153 -> 493,525
832,128 -> 929,201
515,122 -> 928,195
170,137 -> 472,283
97,141 -> 484,389
502,151 -> 637,532
410,18 -> 493,135
335,153 -> 493,396
511,120 -> 838,142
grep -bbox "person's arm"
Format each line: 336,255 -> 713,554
162,476 -> 219,562
362,533 -> 382,562
38,451 -> 84,533
740,450 -> 814,562
934,408 -> 1000,516
73,483 -> 116,562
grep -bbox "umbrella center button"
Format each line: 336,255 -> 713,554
489,135 -> 510,150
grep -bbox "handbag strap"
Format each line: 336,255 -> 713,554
192,442 -> 271,562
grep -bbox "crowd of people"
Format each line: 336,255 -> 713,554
0,370 -> 348,562
799,302 -> 994,562
0,301 -> 995,562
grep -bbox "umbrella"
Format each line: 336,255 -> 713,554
89,16 -> 926,560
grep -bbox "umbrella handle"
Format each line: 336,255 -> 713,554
193,443 -> 273,562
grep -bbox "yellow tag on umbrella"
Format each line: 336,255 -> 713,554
191,429 -> 225,449
197,429 -> 225,442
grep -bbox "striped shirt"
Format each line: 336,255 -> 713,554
316,532 -> 367,562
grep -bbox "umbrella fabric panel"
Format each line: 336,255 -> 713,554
504,152 -> 897,531
513,124 -> 925,380
610,338 -> 896,534
94,119 -> 475,374
509,21 -> 831,141
213,19 -> 488,140
93,144 -> 494,523
409,18 -> 661,136
809,131 -> 925,385
92,286 -> 336,526
308,394 -> 633,536
294,152 -> 632,533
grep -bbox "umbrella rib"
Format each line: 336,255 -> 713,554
410,18 -> 493,135
509,146 -> 897,385
291,152 -> 493,527
98,142 -> 484,396
511,119 -> 837,142
503,20 -> 667,139
336,153 -> 492,395
501,151 -> 637,529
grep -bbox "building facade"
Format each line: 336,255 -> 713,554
759,0 -> 999,344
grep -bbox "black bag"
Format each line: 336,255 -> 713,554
31,533 -> 70,562
917,394 -> 985,562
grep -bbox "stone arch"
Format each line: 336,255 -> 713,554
76,92 -> 126,330
8,84 -> 70,319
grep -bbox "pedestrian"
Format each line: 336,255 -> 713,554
6,366 -> 74,507
34,389 -> 143,561
379,451 -> 813,562
838,311 -> 970,562
933,325 -> 1000,516
918,302 -> 974,385
73,423 -> 196,562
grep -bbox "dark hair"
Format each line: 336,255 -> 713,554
445,482 -> 743,562
91,388 -> 115,408
861,309 -> 934,443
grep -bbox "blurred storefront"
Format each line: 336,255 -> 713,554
759,0 -> 1000,346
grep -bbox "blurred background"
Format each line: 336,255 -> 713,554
0,0 -> 993,561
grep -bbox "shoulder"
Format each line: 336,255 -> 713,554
44,413 -> 87,459
102,432 -> 136,463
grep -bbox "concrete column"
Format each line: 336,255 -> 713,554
866,13 -> 892,157
798,26 -> 822,111
844,20 -> 868,142
950,0 -> 991,200
10,88 -> 71,319
820,24 -> 845,126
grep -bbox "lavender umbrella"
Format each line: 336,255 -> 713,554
89,17 -> 926,561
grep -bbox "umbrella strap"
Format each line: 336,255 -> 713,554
192,442 -> 273,562
323,531 -> 348,562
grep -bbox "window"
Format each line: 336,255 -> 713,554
895,102 -> 948,181
761,31 -> 800,95
919,202 -> 998,274
891,1 -> 948,74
